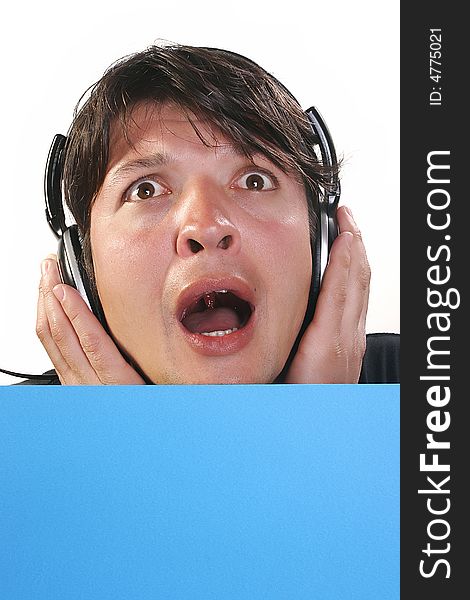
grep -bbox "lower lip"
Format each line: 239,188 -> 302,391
177,311 -> 256,356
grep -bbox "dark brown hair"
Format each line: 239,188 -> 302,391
62,43 -> 335,287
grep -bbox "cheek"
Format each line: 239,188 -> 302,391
245,185 -> 312,282
253,216 -> 312,326
257,215 -> 312,284
90,218 -> 171,316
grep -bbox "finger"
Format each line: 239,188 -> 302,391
53,283 -> 144,384
337,207 -> 371,332
40,259 -> 101,384
36,279 -> 76,384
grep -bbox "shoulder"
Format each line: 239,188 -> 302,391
359,333 -> 400,383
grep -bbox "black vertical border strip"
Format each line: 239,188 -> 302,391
401,2 -> 465,598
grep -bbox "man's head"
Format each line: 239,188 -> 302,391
62,44 -> 331,383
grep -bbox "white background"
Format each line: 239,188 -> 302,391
0,0 -> 399,384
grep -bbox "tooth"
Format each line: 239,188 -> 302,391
200,327 -> 239,337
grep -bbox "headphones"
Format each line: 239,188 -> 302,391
44,105 -> 340,332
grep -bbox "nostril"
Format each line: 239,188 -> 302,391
189,239 -> 204,253
217,235 -> 232,250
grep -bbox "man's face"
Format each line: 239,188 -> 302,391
90,102 -> 312,383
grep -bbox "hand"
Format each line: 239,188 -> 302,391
36,256 -> 145,385
285,206 -> 370,384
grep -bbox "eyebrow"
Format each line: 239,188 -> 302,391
106,145 -> 272,189
107,152 -> 173,186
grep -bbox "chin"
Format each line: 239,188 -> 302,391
122,329 -> 291,385
146,362 -> 281,385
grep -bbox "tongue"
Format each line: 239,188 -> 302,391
183,307 -> 241,334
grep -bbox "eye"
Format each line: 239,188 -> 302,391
234,170 -> 278,191
125,178 -> 170,202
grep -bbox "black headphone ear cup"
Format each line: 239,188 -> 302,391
312,225 -> 322,306
57,225 -> 82,290
57,225 -> 108,328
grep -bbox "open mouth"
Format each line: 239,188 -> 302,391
180,290 -> 253,337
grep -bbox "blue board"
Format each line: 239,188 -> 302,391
0,385 -> 399,599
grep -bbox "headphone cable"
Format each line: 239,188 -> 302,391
0,367 -> 57,381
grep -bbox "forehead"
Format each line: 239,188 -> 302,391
107,102 -> 240,170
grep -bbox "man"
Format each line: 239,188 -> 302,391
36,44 -> 372,385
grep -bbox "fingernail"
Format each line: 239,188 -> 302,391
344,206 -> 354,219
53,285 -> 65,302
41,260 -> 50,277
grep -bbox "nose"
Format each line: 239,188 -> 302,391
175,179 -> 241,257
